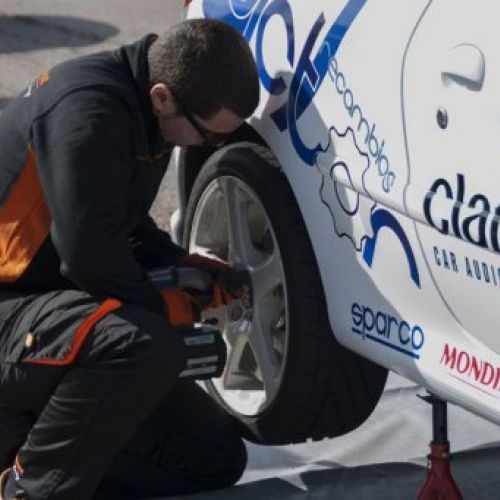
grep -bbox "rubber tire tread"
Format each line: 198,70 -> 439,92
184,146 -> 388,445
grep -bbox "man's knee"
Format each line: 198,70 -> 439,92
217,431 -> 247,488
81,304 -> 186,383
190,415 -> 247,490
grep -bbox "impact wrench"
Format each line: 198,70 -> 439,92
148,265 -> 252,380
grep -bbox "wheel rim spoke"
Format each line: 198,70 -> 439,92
248,311 -> 281,401
222,330 -> 259,390
251,249 -> 283,303
219,178 -> 265,266
190,184 -> 227,256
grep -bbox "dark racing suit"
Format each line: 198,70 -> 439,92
0,36 -> 246,499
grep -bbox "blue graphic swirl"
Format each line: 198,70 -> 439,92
363,209 -> 420,287
255,0 -> 295,95
203,0 -> 267,40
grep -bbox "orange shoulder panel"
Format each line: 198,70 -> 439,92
0,145 -> 52,282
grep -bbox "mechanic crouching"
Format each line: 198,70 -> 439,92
0,19 -> 259,500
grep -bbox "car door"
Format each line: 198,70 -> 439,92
403,0 -> 500,355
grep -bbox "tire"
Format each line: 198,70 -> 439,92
183,143 -> 388,445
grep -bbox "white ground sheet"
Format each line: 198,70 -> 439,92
168,374 -> 500,500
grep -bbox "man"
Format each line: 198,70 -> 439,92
0,18 -> 259,499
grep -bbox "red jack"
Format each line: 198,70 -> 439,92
417,394 -> 464,500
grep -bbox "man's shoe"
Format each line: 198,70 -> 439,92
0,469 -> 26,500
0,467 -> 11,500
0,469 -> 10,500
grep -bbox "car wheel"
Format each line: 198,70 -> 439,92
183,143 -> 388,445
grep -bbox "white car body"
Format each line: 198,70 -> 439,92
183,0 -> 500,425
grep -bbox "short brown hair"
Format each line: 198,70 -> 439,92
148,19 -> 260,119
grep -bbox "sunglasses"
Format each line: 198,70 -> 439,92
174,97 -> 229,148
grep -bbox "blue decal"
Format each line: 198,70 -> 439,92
351,302 -> 425,360
276,0 -> 367,129
328,57 -> 395,193
256,0 -> 295,95
273,0 -> 367,164
284,13 -> 326,165
203,0 -> 266,41
351,328 -> 421,359
363,209 -> 421,287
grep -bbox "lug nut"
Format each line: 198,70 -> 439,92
230,306 -> 244,321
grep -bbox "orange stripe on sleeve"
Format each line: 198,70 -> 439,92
14,454 -> 25,477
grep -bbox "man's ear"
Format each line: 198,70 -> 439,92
150,83 -> 177,117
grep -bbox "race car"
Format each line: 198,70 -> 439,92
171,0 -> 500,446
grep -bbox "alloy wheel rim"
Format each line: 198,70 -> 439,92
189,175 -> 288,416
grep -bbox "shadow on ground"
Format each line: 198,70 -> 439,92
0,15 -> 119,53
160,444 -> 500,500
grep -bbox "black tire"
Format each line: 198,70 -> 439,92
183,144 -> 388,445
